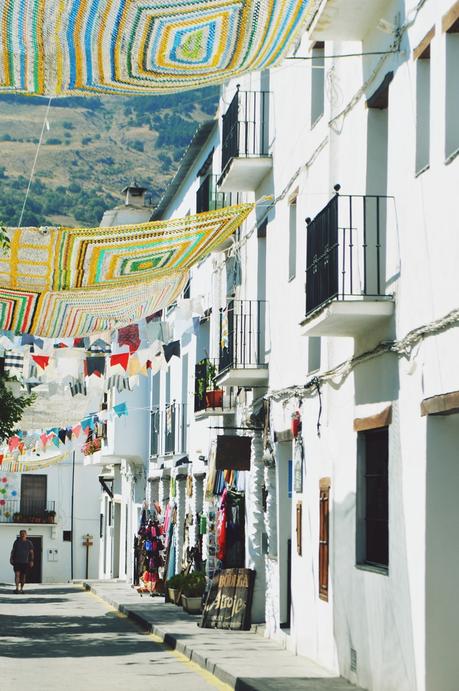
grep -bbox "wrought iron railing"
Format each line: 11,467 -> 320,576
194,358 -> 235,413
150,403 -> 187,456
218,300 -> 267,373
305,188 -> 390,316
0,499 -> 56,524
221,87 -> 271,174
196,175 -> 239,213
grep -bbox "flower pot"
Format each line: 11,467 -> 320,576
205,389 -> 223,409
181,594 -> 203,614
168,587 -> 182,605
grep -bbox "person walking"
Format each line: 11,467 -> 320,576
10,530 -> 34,593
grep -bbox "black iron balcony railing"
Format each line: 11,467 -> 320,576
150,403 -> 187,457
194,358 -> 235,413
219,300 -> 267,373
305,189 -> 389,316
0,499 -> 56,524
221,87 -> 270,174
196,174 -> 239,213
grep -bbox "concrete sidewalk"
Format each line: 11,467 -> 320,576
82,580 -> 364,691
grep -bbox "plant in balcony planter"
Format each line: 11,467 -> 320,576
12,512 -> 22,523
181,572 -> 206,614
166,573 -> 185,605
201,359 -> 223,409
47,510 -> 56,524
82,437 -> 102,456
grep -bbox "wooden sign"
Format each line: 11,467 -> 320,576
215,435 -> 251,470
200,568 -> 255,630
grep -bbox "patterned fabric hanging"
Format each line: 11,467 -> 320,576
0,204 -> 252,337
0,0 -> 312,96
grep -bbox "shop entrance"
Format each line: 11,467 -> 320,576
28,536 -> 42,583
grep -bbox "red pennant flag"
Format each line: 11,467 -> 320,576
0,454 -> 3,465
110,352 -> 129,371
32,355 -> 50,370
40,433 -> 48,448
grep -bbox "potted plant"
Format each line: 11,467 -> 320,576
81,437 -> 102,456
203,360 -> 223,409
181,572 -> 206,614
12,512 -> 21,523
47,510 -> 56,524
166,573 -> 185,605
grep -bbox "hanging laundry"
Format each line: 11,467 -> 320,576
163,340 -> 180,363
85,356 -> 106,377
109,352 -> 129,372
118,324 -> 140,354
113,402 -> 128,417
69,379 -> 86,397
31,355 -> 50,370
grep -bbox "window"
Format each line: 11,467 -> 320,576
414,28 -> 434,174
319,478 -> 330,602
288,199 -> 297,280
357,428 -> 389,571
308,337 -> 321,373
20,474 -> 47,515
444,3 -> 459,159
311,42 -> 325,127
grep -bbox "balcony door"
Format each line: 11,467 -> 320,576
20,475 -> 47,519
306,195 -> 339,314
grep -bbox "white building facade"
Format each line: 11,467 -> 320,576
103,1 -> 459,689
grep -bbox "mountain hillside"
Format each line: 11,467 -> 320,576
0,88 -> 218,227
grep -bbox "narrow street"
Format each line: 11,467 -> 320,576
0,584 -> 229,691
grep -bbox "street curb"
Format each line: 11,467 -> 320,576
82,582 -> 240,688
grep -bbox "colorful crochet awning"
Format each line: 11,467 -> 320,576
0,0 -> 311,95
0,203 -> 252,337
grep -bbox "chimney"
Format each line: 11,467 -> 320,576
122,180 -> 148,208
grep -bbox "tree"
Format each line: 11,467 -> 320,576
0,375 -> 35,442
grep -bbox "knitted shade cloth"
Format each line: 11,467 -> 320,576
0,203 -> 252,336
0,0 -> 311,95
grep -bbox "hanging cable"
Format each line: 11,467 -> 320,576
18,97 -> 53,228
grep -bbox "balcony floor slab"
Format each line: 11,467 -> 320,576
309,0 -> 388,40
215,366 -> 269,388
218,156 -> 272,192
300,299 -> 394,337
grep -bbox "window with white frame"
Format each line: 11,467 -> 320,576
288,198 -> 297,281
311,42 -> 325,127
444,3 -> 459,159
414,28 -> 434,174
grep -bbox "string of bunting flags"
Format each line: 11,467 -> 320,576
0,294 -> 203,396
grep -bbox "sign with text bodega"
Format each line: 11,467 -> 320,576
200,568 -> 255,630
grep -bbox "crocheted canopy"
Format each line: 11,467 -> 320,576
0,203 -> 252,337
0,0 -> 310,95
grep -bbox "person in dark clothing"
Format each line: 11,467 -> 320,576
10,530 -> 34,593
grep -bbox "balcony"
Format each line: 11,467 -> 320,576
0,499 -> 56,525
196,174 -> 240,213
301,189 -> 394,337
216,300 -> 268,387
150,402 -> 187,458
308,0 -> 389,40
218,88 -> 272,192
194,358 -> 235,417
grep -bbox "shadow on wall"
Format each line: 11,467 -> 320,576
425,414 -> 459,691
331,404 -> 417,691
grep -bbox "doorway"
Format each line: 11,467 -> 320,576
276,441 -> 292,628
27,536 -> 42,583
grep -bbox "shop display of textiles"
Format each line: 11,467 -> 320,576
135,509 -> 166,596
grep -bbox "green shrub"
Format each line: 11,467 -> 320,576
181,572 -> 206,598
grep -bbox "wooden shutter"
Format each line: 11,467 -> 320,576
319,478 -> 330,602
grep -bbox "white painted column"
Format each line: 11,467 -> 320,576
159,472 -> 170,511
175,474 -> 187,574
264,452 -> 279,635
246,430 -> 267,623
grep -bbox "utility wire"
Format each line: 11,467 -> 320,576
18,97 -> 53,227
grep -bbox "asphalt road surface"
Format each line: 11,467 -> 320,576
0,583 -> 230,691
